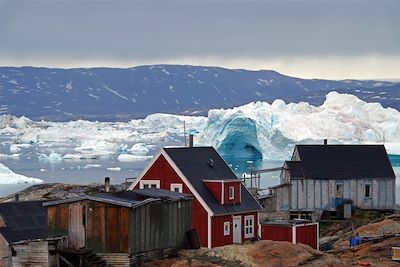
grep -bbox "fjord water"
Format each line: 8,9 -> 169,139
1,143 -> 399,204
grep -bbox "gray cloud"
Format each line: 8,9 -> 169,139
1,0 -> 399,78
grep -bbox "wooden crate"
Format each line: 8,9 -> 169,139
391,247 -> 400,261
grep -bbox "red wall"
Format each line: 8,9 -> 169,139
261,224 -> 318,250
204,182 -> 222,203
134,155 -> 209,247
223,181 -> 241,204
296,224 -> 318,250
261,225 -> 292,242
211,212 -> 258,248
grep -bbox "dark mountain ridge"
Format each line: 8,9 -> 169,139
0,65 -> 398,121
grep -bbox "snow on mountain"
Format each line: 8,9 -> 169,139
197,92 -> 400,159
0,65 -> 399,121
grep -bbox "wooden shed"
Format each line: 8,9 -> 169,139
261,220 -> 319,250
0,200 -> 63,267
44,188 -> 192,266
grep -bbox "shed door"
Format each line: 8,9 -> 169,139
233,216 -> 241,244
68,204 -> 86,248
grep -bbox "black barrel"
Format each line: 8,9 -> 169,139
185,229 -> 200,249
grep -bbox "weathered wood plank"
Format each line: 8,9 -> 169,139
12,241 -> 49,267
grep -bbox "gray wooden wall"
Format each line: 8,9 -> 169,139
129,199 -> 192,255
289,178 -> 395,211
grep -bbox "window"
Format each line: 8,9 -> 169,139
336,183 -> 344,198
224,221 -> 230,236
365,184 -> 371,198
244,215 -> 254,238
139,180 -> 160,189
170,183 -> 183,193
229,186 -> 235,200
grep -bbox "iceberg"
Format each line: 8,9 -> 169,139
1,92 -> 399,161
0,162 -> 43,184
197,92 -> 400,160
38,150 -> 63,162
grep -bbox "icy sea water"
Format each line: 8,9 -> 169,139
1,145 -> 400,203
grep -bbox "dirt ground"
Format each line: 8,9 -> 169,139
143,240 -> 346,267
145,214 -> 400,267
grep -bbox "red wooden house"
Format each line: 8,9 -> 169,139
128,146 -> 262,248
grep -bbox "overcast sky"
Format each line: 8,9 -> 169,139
0,0 -> 399,79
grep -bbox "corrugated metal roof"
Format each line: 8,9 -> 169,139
164,147 -> 262,215
44,188 -> 191,208
0,228 -> 47,244
0,201 -> 46,243
131,188 -> 193,201
292,144 -> 396,179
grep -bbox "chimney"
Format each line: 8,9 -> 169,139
188,134 -> 194,147
324,139 -> 328,145
104,177 -> 110,192
14,194 -> 19,202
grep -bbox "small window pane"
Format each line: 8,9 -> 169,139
365,184 -> 371,198
224,222 -> 230,236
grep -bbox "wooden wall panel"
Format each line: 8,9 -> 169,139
0,234 -> 11,267
12,241 -> 48,267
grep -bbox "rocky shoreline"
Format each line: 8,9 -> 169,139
0,182 -> 128,203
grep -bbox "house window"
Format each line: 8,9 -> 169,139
365,184 -> 371,198
336,183 -> 344,198
229,186 -> 234,200
244,215 -> 254,238
170,183 -> 183,193
139,180 -> 160,189
224,221 -> 230,236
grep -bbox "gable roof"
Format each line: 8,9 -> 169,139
163,147 -> 262,215
290,144 -> 396,179
0,201 -> 46,243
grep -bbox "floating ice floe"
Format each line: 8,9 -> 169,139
107,167 -> 121,171
84,164 -> 102,169
117,154 -> 153,162
10,143 -> 32,153
129,143 -> 156,155
38,151 -> 63,162
0,163 -> 43,184
0,153 -> 20,159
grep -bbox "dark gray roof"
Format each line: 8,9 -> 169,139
132,188 -> 192,201
0,201 -> 46,243
163,147 -> 262,215
284,161 -> 305,178
291,144 -> 396,179
44,188 -> 191,208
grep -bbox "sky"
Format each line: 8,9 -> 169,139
0,0 -> 399,80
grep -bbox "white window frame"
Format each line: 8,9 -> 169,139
229,186 -> 235,200
139,180 -> 160,189
244,215 -> 254,239
224,221 -> 230,236
170,183 -> 183,193
364,183 -> 372,198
